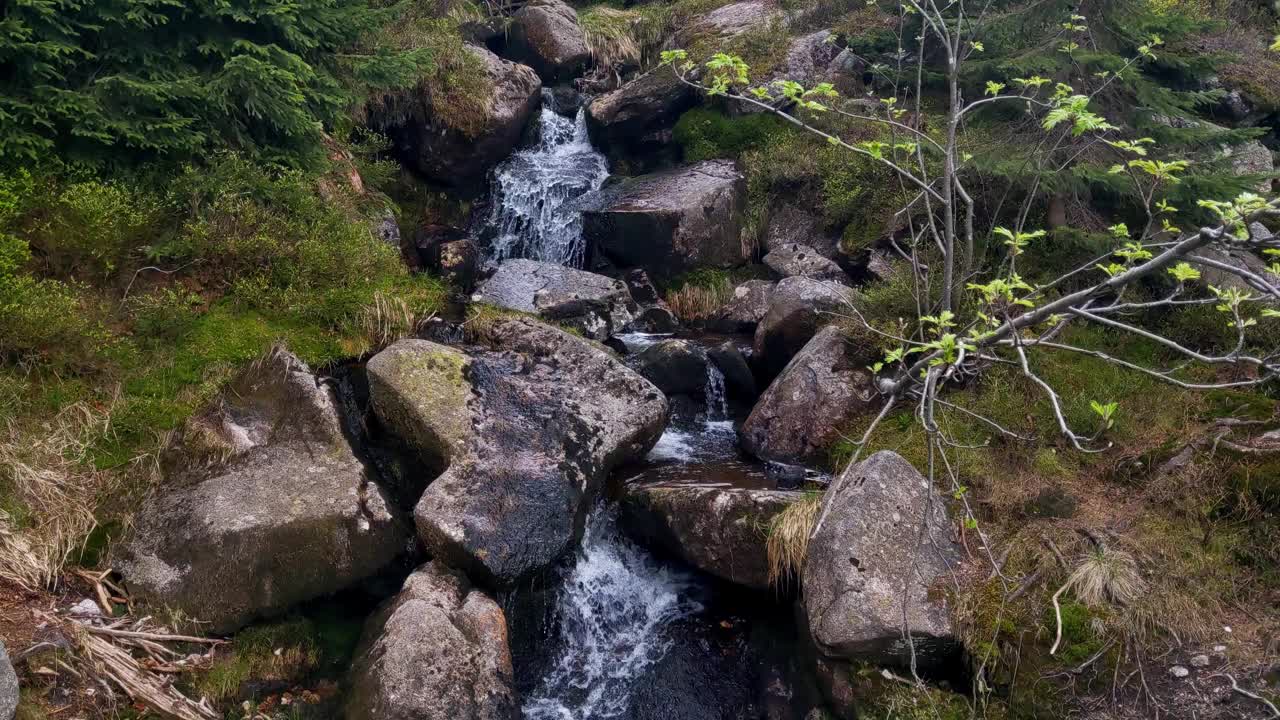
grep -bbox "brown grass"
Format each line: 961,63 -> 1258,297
766,492 -> 820,589
665,277 -> 736,323
355,290 -> 427,352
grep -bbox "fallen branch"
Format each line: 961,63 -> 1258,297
1209,673 -> 1280,718
73,627 -> 218,720
82,626 -> 225,646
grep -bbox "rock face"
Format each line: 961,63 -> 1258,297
583,160 -> 747,280
712,280 -> 776,332
472,259 -> 636,340
372,45 -> 541,186
0,640 -> 16,720
621,484 -> 797,589
753,276 -> 855,382
586,68 -> 698,154
507,0 -> 590,82
764,243 -> 850,284
367,318 -> 667,585
347,562 -> 517,720
803,451 -> 961,668
627,339 -> 709,397
741,327 -> 875,465
119,349 -> 408,633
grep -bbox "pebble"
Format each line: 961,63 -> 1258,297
1213,644 -> 1227,653
1169,665 -> 1191,679
1190,654 -> 1211,668
69,598 -> 101,616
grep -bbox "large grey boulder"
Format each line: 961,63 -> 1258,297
682,0 -> 779,42
741,326 -> 876,465
752,276 -> 856,382
367,318 -> 667,585
803,451 -> 961,668
763,243 -> 850,284
586,67 -> 698,154
627,339 -> 709,397
765,204 -> 840,259
472,259 -> 635,340
583,160 -> 747,281
0,640 -> 16,720
621,484 -> 797,590
507,0 -> 590,82
347,562 -> 516,720
711,280 -> 775,333
371,45 -> 541,186
119,349 -> 409,633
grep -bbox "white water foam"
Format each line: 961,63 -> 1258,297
523,509 -> 702,720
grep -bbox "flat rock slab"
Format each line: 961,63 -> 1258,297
764,243 -> 850,284
473,258 -> 635,340
119,349 -> 409,633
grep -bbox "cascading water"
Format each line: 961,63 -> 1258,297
522,509 -> 703,720
703,363 -> 730,422
484,91 -> 610,268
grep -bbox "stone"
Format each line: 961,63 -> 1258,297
752,276 -> 856,383
118,349 -> 409,633
627,306 -> 681,333
472,259 -> 636,340
763,243 -> 851,284
1192,237 -> 1274,301
620,484 -> 799,589
741,327 -> 876,466
0,640 -> 16,720
625,268 -> 664,306
827,48 -> 866,96
683,0 -> 778,42
711,280 -> 776,333
765,204 -> 840,259
367,318 -> 667,585
1190,654 -> 1211,668
627,339 -> 710,397
371,45 -> 541,186
586,67 -> 699,155
374,209 -> 400,248
1169,665 -> 1191,679
707,341 -> 756,401
1226,139 -> 1273,191
802,451 -> 961,669
346,562 -> 517,720
438,239 -> 480,292
507,0 -> 590,82
583,160 -> 747,281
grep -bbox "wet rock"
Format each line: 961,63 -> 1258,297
370,45 -> 541,186
627,306 -> 681,333
712,280 -> 776,333
741,327 -> 876,466
472,259 -> 635,340
586,68 -> 698,155
119,349 -> 409,633
0,640 -> 16,720
621,484 -> 797,589
627,339 -> 710,397
367,318 -> 667,585
708,341 -> 757,401
507,0 -> 590,82
763,243 -> 851,284
625,268 -> 664,306
347,562 -> 517,720
438,239 -> 480,292
803,451 -> 961,669
752,276 -> 856,383
409,223 -> 468,271
583,160 -> 747,281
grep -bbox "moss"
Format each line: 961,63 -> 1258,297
849,665 -> 1007,720
673,108 -> 794,163
193,617 -> 321,703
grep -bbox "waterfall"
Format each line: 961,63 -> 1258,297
484,92 -> 609,268
704,363 -> 730,422
522,508 -> 702,720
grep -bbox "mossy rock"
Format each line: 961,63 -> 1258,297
365,339 -> 474,472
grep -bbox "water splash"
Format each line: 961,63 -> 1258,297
484,93 -> 609,268
703,363 -> 730,422
523,508 -> 702,720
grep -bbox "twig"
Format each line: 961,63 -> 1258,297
81,626 -> 225,646
1208,673 -> 1280,718
1049,579 -> 1071,656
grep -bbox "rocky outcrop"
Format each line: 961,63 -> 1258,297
712,280 -> 775,333
0,640 -> 16,720
586,68 -> 698,155
627,339 -> 709,397
347,562 -> 517,720
752,276 -> 856,382
621,484 -> 797,589
367,318 -> 667,585
803,451 -> 961,668
583,160 -> 747,280
763,243 -> 850,284
371,45 -> 540,186
507,0 -> 590,82
472,259 -> 636,340
119,349 -> 409,633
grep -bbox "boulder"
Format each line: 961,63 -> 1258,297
707,341 -> 756,400
438,239 -> 480,292
1191,234 -> 1276,302
346,562 -> 517,720
740,326 -> 876,465
586,67 -> 699,154
627,306 -> 681,333
620,484 -> 798,589
371,45 -> 541,186
0,640 -> 16,720
367,318 -> 667,585
752,276 -> 856,382
776,31 -> 842,87
711,280 -> 775,333
507,0 -> 590,82
624,268 -> 664,306
765,204 -> 840,259
119,349 -> 409,633
1226,139 -> 1273,191
763,243 -> 851,284
583,160 -> 747,280
683,0 -> 779,42
627,339 -> 710,397
802,451 -> 961,668
472,259 -> 635,340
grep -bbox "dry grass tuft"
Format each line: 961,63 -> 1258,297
579,6 -> 673,71
355,291 -> 428,351
766,492 -> 821,589
666,277 -> 736,324
1068,545 -> 1145,607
